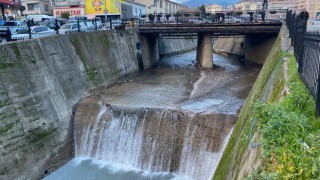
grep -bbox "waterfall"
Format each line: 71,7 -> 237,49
74,104 -> 236,180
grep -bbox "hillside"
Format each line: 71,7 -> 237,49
182,0 -> 238,8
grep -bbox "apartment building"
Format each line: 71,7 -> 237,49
21,0 -> 52,15
134,0 -> 187,15
51,0 -> 145,19
296,0 -> 319,19
205,4 -> 223,13
268,0 -> 297,10
234,1 -> 263,12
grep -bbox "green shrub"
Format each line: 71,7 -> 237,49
246,55 -> 320,179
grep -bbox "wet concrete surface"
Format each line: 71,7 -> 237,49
93,51 -> 261,115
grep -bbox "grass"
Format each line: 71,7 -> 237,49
244,53 -> 320,179
0,123 -> 15,136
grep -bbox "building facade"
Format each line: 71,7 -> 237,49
233,1 -> 263,12
296,0 -> 319,19
134,0 -> 187,15
205,4 -> 223,13
51,0 -> 145,19
268,0 -> 296,11
21,0 -> 52,15
0,0 -> 14,20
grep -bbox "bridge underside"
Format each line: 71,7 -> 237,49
139,23 -> 282,69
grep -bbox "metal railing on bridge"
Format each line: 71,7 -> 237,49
138,9 -> 287,26
286,10 -> 320,116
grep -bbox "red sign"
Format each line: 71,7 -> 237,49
56,10 -> 81,16
0,0 -> 13,5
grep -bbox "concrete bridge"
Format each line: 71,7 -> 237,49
138,22 -> 282,68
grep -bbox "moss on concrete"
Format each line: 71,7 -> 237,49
26,128 -> 56,144
0,123 -> 15,136
0,98 -> 10,108
0,54 -> 15,69
213,31 -> 284,180
10,43 -> 21,60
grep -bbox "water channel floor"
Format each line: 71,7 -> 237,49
44,51 -> 261,180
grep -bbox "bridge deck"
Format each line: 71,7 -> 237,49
138,22 -> 282,36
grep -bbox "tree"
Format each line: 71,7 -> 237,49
198,5 -> 206,17
61,12 -> 70,19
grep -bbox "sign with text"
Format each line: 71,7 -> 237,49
86,0 -> 124,15
53,8 -> 85,17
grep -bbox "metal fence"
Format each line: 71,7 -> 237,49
286,10 -> 320,115
138,9 -> 287,26
0,18 -> 134,43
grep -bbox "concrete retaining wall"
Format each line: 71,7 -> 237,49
214,34 -> 278,65
159,38 -> 197,57
0,29 -> 196,180
213,25 -> 287,180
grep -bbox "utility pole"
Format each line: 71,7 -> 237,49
104,0 -> 107,23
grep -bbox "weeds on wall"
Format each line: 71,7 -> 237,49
245,55 -> 320,179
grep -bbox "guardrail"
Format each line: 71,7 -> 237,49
0,18 -> 133,43
286,10 -> 320,116
138,9 -> 287,26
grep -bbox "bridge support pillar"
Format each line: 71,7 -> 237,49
196,34 -> 213,69
139,34 -> 159,70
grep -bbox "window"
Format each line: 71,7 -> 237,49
160,0 -> 162,8
121,3 -> 133,19
44,4 -> 49,12
28,4 -> 35,11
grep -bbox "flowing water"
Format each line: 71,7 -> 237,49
44,51 -> 261,180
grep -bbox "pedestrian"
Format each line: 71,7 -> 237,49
299,8 -> 309,21
6,28 -> 11,42
31,18 -> 35,26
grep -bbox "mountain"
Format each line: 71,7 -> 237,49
182,0 -> 238,8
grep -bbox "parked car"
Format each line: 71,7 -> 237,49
59,23 -> 83,34
188,18 -> 210,25
224,16 -> 242,23
0,21 -> 28,37
11,26 -> 55,40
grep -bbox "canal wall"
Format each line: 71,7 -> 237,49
159,38 -> 197,57
213,25 -> 288,179
0,29 -> 194,180
214,33 -> 278,65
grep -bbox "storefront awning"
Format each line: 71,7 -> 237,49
0,0 -> 13,5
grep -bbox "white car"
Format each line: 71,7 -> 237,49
188,18 -> 210,25
11,26 -> 55,40
59,23 -> 83,34
224,16 -> 242,23
0,20 -> 28,38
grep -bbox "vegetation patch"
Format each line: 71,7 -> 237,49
87,67 -> 97,81
0,123 -> 15,136
26,128 -> 56,143
10,43 -> 21,59
0,98 -> 10,108
0,166 -> 9,175
71,37 -> 98,82
0,57 -> 15,69
245,55 -> 320,179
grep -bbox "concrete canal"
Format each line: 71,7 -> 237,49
43,50 -> 261,180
